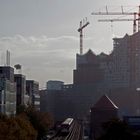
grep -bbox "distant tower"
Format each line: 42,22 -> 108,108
6,50 -> 10,66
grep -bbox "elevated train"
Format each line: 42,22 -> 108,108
60,118 -> 74,135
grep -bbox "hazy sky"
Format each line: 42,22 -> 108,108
0,0 -> 140,88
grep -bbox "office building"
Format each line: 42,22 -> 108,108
0,66 -> 16,116
47,80 -> 64,91
0,66 -> 14,82
26,80 -> 40,110
14,74 -> 26,106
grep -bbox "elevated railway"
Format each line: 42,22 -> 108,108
46,118 -> 83,140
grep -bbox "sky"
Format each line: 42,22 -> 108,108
0,0 -> 140,88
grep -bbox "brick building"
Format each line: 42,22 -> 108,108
90,95 -> 118,140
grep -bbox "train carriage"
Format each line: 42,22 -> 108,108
60,118 -> 74,135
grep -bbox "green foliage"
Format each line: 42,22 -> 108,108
24,106 -> 54,140
0,114 -> 37,140
0,106 -> 54,140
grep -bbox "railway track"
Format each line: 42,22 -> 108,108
69,121 -> 82,140
49,120 -> 83,140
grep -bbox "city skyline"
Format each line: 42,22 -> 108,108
0,0 -> 139,88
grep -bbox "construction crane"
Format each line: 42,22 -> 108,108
91,6 -> 140,33
78,18 -> 89,55
98,17 -> 139,33
91,6 -> 135,15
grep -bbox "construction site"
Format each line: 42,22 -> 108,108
40,5 -> 140,140
76,6 -> 140,89
40,5 -> 140,120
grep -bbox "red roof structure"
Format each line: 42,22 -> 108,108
92,95 -> 118,110
90,95 -> 118,139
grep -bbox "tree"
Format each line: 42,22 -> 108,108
0,114 -> 37,140
97,118 -> 132,140
24,106 -> 54,140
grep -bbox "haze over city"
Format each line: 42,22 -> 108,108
0,0 -> 139,88
2,1 -> 140,140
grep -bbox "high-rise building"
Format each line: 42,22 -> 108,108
14,74 -> 26,106
26,80 -> 40,110
46,80 -> 64,90
74,50 -> 104,85
74,32 -> 140,90
0,66 -> 16,116
110,33 -> 140,89
0,66 -> 14,82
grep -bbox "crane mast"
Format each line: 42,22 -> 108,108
78,18 -> 89,55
